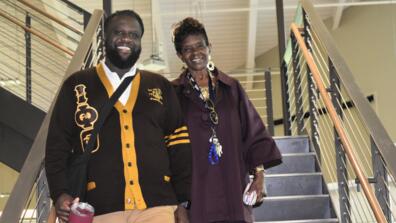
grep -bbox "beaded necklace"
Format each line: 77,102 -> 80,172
187,71 -> 223,165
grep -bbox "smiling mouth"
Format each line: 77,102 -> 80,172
192,58 -> 203,63
117,46 -> 131,54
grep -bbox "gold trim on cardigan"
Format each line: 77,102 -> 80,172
96,64 -> 147,209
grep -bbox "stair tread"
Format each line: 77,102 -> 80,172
264,194 -> 330,200
255,218 -> 338,223
266,172 -> 322,177
258,136 -> 338,222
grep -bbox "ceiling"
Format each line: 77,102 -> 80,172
67,0 -> 372,76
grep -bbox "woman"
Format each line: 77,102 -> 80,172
171,17 -> 282,223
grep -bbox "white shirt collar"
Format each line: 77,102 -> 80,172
101,61 -> 137,81
100,61 -> 136,105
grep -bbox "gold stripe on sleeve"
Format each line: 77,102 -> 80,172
164,132 -> 189,140
167,139 -> 191,147
174,126 -> 188,134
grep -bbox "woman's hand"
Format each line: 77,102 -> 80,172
248,171 -> 266,204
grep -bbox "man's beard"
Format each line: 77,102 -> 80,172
105,42 -> 141,69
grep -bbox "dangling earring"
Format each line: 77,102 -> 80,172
207,55 -> 215,71
181,61 -> 187,71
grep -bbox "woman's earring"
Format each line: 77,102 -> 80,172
207,55 -> 215,71
181,62 -> 187,71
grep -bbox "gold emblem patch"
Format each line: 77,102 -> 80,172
74,84 -> 100,153
147,88 -> 163,105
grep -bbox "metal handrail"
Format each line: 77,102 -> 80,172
16,0 -> 83,35
0,9 -> 74,56
290,22 -> 386,222
0,9 -> 104,223
301,0 -> 396,182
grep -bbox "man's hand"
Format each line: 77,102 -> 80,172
248,171 -> 266,204
174,205 -> 189,223
55,193 -> 79,222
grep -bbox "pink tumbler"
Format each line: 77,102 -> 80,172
68,202 -> 94,223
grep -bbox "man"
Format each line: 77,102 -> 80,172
45,10 -> 191,223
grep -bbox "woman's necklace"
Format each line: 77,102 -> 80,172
201,86 -> 210,101
187,71 -> 223,165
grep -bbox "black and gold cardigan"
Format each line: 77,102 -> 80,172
45,64 -> 192,215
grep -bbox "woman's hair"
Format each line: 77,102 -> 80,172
172,17 -> 209,54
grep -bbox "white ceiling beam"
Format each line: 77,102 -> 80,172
136,1 -> 396,18
245,0 -> 258,90
332,0 -> 346,30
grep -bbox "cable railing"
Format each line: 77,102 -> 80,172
0,0 -> 89,111
0,9 -> 104,223
280,0 -> 396,222
163,69 -> 276,134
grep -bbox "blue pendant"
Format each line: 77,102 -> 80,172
208,142 -> 219,165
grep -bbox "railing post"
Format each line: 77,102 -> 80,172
275,0 -> 291,135
329,60 -> 350,223
371,138 -> 391,222
83,11 -> 91,30
103,0 -> 112,17
291,33 -> 304,135
264,69 -> 274,135
25,13 -> 32,104
36,168 -> 51,223
302,10 -> 320,160
280,61 -> 291,135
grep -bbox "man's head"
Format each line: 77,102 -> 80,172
104,10 -> 144,70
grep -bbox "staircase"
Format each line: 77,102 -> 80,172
254,136 -> 338,222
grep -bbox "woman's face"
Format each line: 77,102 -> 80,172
178,34 -> 210,72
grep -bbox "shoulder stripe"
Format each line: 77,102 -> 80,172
174,126 -> 188,133
164,132 -> 189,140
167,139 -> 190,147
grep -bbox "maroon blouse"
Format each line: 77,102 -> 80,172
172,69 -> 282,223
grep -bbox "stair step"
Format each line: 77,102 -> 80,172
274,136 -> 310,154
255,218 -> 338,223
266,153 -> 317,174
266,173 -> 323,196
254,195 -> 334,221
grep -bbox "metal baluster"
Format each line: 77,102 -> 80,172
25,13 -> 32,104
36,167 -> 51,223
264,69 -> 274,135
303,10 -> 320,162
291,33 -> 304,135
330,60 -> 350,223
371,138 -> 391,222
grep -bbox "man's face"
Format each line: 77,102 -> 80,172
105,15 -> 142,69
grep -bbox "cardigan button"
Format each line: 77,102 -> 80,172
126,198 -> 131,204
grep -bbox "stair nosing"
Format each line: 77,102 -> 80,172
255,218 -> 338,223
273,135 -> 309,140
264,194 -> 330,200
266,172 -> 322,177
280,152 -> 316,157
